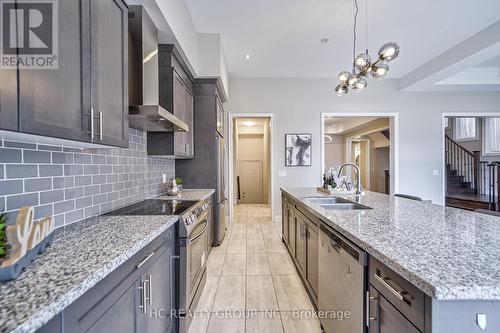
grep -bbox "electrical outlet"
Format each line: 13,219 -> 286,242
278,171 -> 287,177
162,173 -> 167,184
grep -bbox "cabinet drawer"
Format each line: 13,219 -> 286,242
369,286 -> 420,333
369,257 -> 425,331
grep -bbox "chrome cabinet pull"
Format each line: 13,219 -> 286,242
137,251 -> 155,269
374,274 -> 406,302
99,111 -> 103,140
88,108 -> 95,140
148,274 -> 153,306
138,279 -> 147,314
366,291 -> 379,327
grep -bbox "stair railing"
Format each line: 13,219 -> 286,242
487,162 -> 500,211
445,134 -> 479,193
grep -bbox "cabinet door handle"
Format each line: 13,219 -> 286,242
99,111 -> 103,141
148,274 -> 153,306
88,108 -> 95,140
374,274 -> 407,303
137,251 -> 155,268
138,279 -> 147,314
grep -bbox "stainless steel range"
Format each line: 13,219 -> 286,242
177,198 -> 211,333
105,197 -> 211,333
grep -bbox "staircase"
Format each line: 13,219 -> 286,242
445,134 -> 498,211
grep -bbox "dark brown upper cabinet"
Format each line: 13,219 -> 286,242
0,66 -> 18,131
8,0 -> 128,147
148,45 -> 194,158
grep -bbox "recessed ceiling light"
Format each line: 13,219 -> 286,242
321,37 -> 331,44
242,121 -> 256,127
244,54 -> 251,60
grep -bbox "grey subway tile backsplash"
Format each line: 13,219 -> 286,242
0,148 -> 22,163
7,193 -> 39,211
75,175 -> 92,186
4,141 -> 36,149
0,180 -> 24,196
40,190 -> 64,204
34,204 -> 53,220
24,178 -> 52,192
53,176 -> 75,189
92,175 -> 107,185
52,152 -> 74,164
65,209 -> 84,223
76,196 -> 92,209
84,185 -> 100,196
54,200 -> 75,215
74,153 -> 91,164
84,165 -> 99,175
64,165 -> 84,176
6,165 -> 38,179
23,150 -> 51,163
65,187 -> 84,200
37,144 -> 62,152
1,129 -> 173,228
39,165 -> 63,177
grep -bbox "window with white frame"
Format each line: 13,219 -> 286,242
454,118 -> 478,141
483,118 -> 500,155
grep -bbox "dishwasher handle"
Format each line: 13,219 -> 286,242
321,224 -> 367,265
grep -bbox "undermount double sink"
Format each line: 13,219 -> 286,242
305,196 -> 372,210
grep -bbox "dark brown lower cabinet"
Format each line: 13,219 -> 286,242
294,212 -> 307,275
86,280 -> 140,333
369,286 -> 421,333
35,225 -> 177,333
306,225 -> 319,297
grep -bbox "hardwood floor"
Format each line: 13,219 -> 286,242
189,204 -> 321,333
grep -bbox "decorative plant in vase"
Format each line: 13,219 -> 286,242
175,177 -> 184,191
0,212 -> 9,262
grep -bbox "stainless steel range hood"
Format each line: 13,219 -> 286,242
128,6 -> 188,132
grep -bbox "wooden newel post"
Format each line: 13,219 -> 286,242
473,151 -> 481,194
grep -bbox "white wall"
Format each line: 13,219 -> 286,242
225,78 -> 500,218
324,135 -> 344,169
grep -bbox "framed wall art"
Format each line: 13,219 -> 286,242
285,133 -> 312,166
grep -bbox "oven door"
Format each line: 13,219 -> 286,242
187,215 -> 208,306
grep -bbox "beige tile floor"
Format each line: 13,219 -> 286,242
189,204 -> 322,333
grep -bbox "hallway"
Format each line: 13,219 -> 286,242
189,205 -> 322,333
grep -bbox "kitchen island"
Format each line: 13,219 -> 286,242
281,187 -> 500,333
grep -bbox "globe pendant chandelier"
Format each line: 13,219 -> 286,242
335,0 -> 400,96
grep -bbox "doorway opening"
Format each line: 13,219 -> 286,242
442,114 -> 500,211
232,117 -> 272,206
321,114 -> 397,195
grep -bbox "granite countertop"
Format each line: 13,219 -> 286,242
0,214 -> 178,333
156,189 -> 215,202
282,187 -> 500,301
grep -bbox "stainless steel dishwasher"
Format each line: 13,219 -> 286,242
319,224 -> 367,333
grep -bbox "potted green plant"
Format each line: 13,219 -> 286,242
0,212 -> 9,262
175,177 -> 184,191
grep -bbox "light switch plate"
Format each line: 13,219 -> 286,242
162,173 -> 167,184
432,169 -> 439,176
278,171 -> 286,177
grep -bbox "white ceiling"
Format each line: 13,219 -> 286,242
184,0 -> 500,79
324,117 -> 378,134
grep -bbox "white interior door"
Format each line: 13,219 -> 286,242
239,160 -> 263,204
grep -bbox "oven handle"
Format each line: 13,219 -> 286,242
188,220 -> 208,243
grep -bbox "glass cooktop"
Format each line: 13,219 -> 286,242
105,199 -> 197,216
